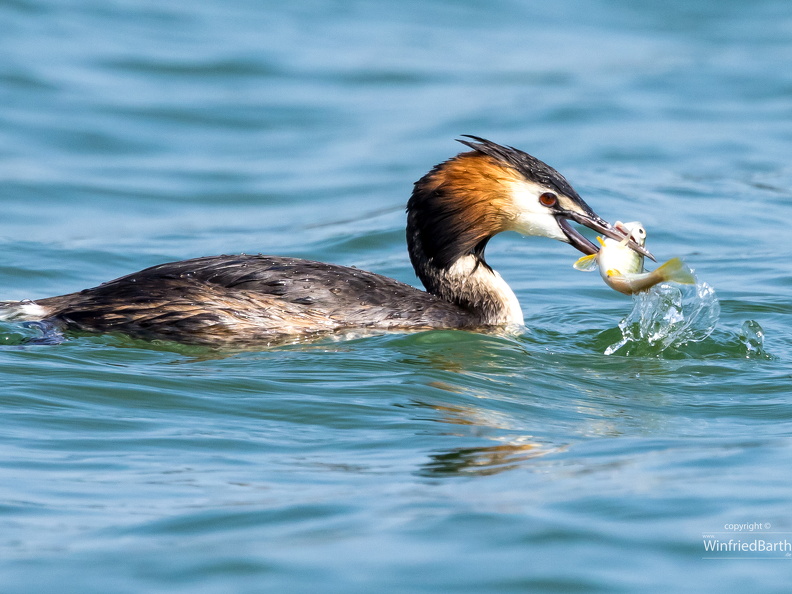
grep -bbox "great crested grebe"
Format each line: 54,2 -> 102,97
1,137 -> 651,346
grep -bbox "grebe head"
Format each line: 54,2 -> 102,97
406,136 -> 653,325
408,135 -> 652,269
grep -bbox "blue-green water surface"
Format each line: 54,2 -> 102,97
1,1 -> 792,592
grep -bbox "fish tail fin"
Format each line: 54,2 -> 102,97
654,257 -> 695,285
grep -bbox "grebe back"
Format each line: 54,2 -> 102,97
0,137 -> 650,346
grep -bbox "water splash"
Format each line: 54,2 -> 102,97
0,320 -> 65,346
738,320 -> 767,358
605,280 -> 720,356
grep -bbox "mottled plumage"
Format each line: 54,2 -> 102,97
32,256 -> 475,345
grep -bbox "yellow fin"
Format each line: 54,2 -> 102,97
653,257 -> 695,285
573,254 -> 598,271
596,236 -> 607,247
606,269 -> 622,278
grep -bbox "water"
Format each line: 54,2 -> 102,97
1,0 -> 791,592
604,280 -> 723,356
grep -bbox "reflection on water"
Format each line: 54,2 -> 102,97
409,398 -> 556,477
421,441 -> 551,477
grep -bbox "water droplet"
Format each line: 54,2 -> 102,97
739,320 -> 765,358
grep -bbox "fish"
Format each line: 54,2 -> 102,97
573,221 -> 695,295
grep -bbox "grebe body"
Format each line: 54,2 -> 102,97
27,255 -> 480,345
1,137 -> 650,346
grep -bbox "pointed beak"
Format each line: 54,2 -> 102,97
557,210 -> 656,261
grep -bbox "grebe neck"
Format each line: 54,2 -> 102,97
409,248 -> 523,326
406,151 -> 525,326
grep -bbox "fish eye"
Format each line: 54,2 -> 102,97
539,192 -> 557,207
638,228 -> 646,236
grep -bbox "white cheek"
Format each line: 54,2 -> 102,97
508,184 -> 566,241
512,212 -> 566,240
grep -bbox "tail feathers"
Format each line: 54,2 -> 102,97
654,257 -> 695,285
0,300 -> 49,322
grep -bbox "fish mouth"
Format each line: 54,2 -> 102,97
557,212 -> 656,261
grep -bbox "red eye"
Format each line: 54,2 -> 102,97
539,192 -> 557,207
